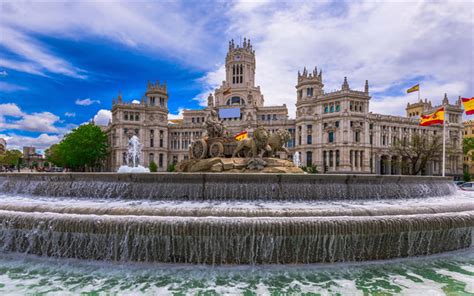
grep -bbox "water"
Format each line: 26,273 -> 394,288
293,152 -> 301,168
117,135 -> 150,173
0,250 -> 472,295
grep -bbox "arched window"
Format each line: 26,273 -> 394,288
227,96 -> 245,105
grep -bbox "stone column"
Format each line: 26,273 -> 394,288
332,150 -> 336,171
387,158 -> 392,175
360,151 -> 363,170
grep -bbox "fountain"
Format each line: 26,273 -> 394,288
0,123 -> 472,265
292,152 -> 301,168
117,135 -> 150,173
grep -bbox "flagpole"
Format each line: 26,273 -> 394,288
442,104 -> 446,177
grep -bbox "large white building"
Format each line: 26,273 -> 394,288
104,38 -> 463,176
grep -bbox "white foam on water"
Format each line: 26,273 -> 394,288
435,269 -> 474,293
117,165 -> 150,173
389,274 -> 446,296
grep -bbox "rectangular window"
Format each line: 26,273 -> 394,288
370,135 -> 373,145
355,131 -> 360,143
159,154 -> 163,168
335,121 -> 339,128
306,88 -> 313,97
261,115 -> 265,121
150,138 -> 154,147
124,112 -> 128,120
149,153 -> 154,163
328,131 -> 334,143
272,114 -> 277,120
307,135 -> 312,145
135,113 -> 139,121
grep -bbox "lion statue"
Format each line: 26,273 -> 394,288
232,127 -> 272,158
266,129 -> 291,157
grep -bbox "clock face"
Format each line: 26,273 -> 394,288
234,55 -> 241,61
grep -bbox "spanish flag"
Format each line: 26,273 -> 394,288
420,107 -> 444,126
462,97 -> 474,115
235,131 -> 248,141
407,84 -> 420,94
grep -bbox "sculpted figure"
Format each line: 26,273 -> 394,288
232,127 -> 271,158
266,129 -> 291,157
205,109 -> 224,138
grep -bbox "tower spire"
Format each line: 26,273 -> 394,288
342,77 -> 350,90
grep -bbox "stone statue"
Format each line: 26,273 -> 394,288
232,127 -> 272,158
266,129 -> 291,157
205,109 -> 224,138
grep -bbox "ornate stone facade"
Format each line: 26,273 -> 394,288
463,120 -> 474,175
105,38 -> 463,177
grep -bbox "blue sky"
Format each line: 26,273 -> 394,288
0,0 -> 473,151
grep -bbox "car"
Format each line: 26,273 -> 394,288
459,182 -> 474,191
454,181 -> 465,186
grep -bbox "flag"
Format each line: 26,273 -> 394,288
407,84 -> 419,93
420,107 -> 444,126
223,87 -> 231,95
462,97 -> 474,115
234,131 -> 248,141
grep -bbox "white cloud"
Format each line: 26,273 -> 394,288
168,108 -> 184,120
0,1 -> 224,77
93,109 -> 112,126
0,81 -> 27,92
0,103 -> 23,117
0,133 -> 61,151
0,103 -> 70,133
196,1 -> 473,117
64,112 -> 76,117
75,98 -> 100,106
0,26 -> 87,79
0,70 -> 7,77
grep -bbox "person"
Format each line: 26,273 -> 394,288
205,109 -> 224,138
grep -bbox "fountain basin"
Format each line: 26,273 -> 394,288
0,173 -> 471,264
0,173 -> 456,200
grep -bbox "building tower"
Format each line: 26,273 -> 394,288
296,66 -> 324,103
214,38 -> 264,108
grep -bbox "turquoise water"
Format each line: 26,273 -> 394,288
0,249 -> 472,295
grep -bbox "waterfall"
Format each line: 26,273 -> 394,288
0,210 -> 472,264
0,174 -> 457,200
0,172 -> 471,265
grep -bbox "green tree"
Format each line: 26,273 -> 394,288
463,169 -> 471,182
149,161 -> 158,172
45,144 -> 66,168
0,149 -> 22,167
46,123 -> 109,171
167,163 -> 176,172
463,138 -> 474,155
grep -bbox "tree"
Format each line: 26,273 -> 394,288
0,149 -> 22,168
46,123 -> 109,171
45,144 -> 66,167
167,163 -> 176,172
149,161 -> 158,172
390,132 -> 442,175
463,138 -> 474,155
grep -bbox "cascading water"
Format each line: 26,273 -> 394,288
117,135 -> 150,173
0,172 -> 472,265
